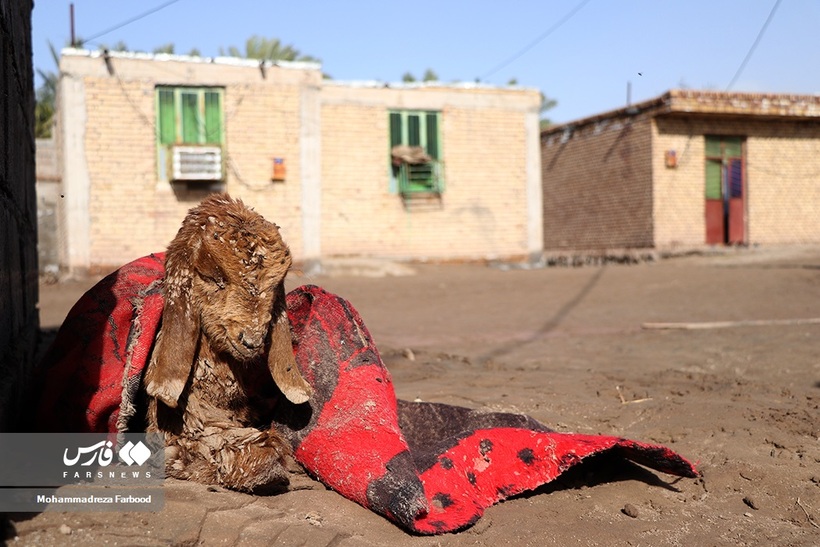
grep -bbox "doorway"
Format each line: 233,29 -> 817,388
705,136 -> 745,245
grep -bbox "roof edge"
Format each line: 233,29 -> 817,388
542,89 -> 820,136
60,47 -> 323,72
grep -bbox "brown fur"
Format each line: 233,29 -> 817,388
144,193 -> 312,493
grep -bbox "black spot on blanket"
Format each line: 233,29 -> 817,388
432,492 -> 454,509
518,447 -> 536,465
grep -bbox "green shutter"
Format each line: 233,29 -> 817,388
181,91 -> 200,143
425,112 -> 438,159
723,137 -> 742,158
204,91 -> 222,144
705,136 -> 721,157
389,112 -> 402,148
157,89 -> 176,145
407,115 -> 421,147
705,160 -> 722,199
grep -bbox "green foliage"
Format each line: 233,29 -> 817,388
97,41 -> 129,52
219,35 -> 319,63
401,69 -> 439,83
539,92 -> 557,128
34,42 -> 60,138
153,43 -> 175,54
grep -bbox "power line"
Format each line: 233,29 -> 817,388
726,0 -> 782,90
480,0 -> 593,81
79,0 -> 184,47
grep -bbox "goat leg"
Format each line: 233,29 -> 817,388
163,425 -> 290,493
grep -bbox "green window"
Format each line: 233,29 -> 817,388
157,87 -> 223,145
389,110 -> 443,196
705,136 -> 744,200
156,87 -> 225,182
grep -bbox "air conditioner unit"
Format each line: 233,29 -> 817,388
170,146 -> 223,181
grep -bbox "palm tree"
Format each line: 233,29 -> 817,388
219,35 -> 319,63
35,42 -> 60,138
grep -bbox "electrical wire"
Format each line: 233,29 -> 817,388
480,0 -> 593,81
79,0 -> 184,47
726,0 -> 782,90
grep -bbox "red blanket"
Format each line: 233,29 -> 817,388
33,254 -> 698,534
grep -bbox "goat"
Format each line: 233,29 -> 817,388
144,193 -> 312,493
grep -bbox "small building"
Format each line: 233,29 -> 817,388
55,49 -> 542,274
540,89 -> 820,250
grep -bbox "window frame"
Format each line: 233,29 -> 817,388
704,135 -> 745,200
388,109 -> 443,196
155,86 -> 226,183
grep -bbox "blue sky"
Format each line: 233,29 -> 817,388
32,0 -> 820,124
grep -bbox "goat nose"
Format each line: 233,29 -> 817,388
239,331 -> 264,350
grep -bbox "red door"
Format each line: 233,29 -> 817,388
726,158 -> 744,244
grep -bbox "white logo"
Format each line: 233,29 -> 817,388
63,440 -> 114,466
118,441 -> 152,466
63,440 -> 151,467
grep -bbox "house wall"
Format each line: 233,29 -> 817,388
58,51 -> 321,273
0,0 -> 38,430
653,116 -> 820,246
540,116 -> 654,250
36,138 -> 61,274
57,51 -> 541,271
320,84 -> 542,260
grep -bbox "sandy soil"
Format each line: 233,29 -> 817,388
8,246 -> 820,545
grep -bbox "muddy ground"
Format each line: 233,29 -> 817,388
7,246 -> 820,545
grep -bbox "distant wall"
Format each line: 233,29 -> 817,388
0,0 -> 38,430
654,116 -> 820,246
36,138 -> 61,275
541,116 -> 654,250
57,50 -> 542,272
320,84 -> 542,260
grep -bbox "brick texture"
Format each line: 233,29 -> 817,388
57,52 -> 541,270
541,116 -> 654,250
320,93 -> 534,260
543,90 -> 820,250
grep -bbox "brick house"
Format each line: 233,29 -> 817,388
540,89 -> 820,250
55,49 -> 542,274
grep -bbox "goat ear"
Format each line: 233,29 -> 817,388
145,268 -> 200,408
268,283 -> 313,404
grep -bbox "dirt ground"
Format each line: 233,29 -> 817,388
8,246 -> 820,545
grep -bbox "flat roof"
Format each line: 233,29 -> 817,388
542,89 -> 820,135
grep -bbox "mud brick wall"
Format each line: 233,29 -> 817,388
57,52 -> 318,273
320,85 -> 541,261
541,116 -> 654,250
0,0 -> 38,430
59,50 -> 542,270
654,116 -> 820,246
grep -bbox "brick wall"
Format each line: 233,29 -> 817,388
58,52 -> 317,272
57,51 -> 541,269
652,117 -> 707,247
319,85 -> 540,260
541,116 -> 654,250
36,138 -> 61,274
654,116 -> 820,246
0,0 -> 37,430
